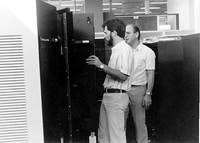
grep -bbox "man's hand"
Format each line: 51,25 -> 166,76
142,94 -> 152,109
86,55 -> 128,81
86,55 -> 103,68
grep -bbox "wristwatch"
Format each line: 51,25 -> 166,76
99,64 -> 104,69
146,92 -> 151,95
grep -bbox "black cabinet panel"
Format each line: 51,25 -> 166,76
37,4 -> 97,142
37,1 -> 66,142
143,38 -> 199,143
72,13 -> 94,42
57,10 -> 97,142
154,36 -> 199,142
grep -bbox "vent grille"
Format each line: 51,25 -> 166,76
0,35 -> 28,143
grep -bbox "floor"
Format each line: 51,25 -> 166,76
45,126 -> 198,143
44,107 -> 198,143
45,138 -> 198,143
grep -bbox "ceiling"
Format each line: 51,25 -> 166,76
43,0 -> 167,15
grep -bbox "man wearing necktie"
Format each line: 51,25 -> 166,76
125,24 -> 156,143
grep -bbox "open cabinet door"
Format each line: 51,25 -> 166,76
36,1 -> 67,142
0,0 -> 44,143
57,10 -> 97,142
57,8 -> 73,143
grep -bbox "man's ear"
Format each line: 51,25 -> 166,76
136,32 -> 139,39
113,30 -> 117,35
112,30 -> 117,36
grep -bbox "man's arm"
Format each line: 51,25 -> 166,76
146,70 -> 155,94
142,70 -> 155,109
86,55 -> 128,81
101,64 -> 128,81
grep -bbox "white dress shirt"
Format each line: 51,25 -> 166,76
103,40 -> 133,91
130,43 -> 155,85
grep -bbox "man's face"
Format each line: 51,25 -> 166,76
125,25 -> 137,45
103,26 -> 113,46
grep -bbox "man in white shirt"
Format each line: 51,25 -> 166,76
86,19 -> 133,143
125,24 -> 156,143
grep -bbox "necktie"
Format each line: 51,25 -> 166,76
129,50 -> 135,87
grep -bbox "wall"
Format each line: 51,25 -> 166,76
167,0 -> 198,32
194,0 -> 200,33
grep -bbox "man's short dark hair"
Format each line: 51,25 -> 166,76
128,24 -> 141,40
102,18 -> 125,38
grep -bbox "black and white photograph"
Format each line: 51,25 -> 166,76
0,0 -> 199,143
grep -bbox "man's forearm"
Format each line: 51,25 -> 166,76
146,70 -> 155,94
102,64 -> 128,81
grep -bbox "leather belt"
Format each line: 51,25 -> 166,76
104,88 -> 126,93
131,85 -> 143,87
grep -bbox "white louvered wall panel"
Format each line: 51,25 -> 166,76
0,35 -> 28,143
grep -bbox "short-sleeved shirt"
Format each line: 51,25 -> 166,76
103,40 -> 133,91
130,43 -> 155,85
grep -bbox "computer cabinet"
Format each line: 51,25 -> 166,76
37,1 -> 96,142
